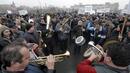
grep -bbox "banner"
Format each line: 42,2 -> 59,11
7,10 -> 12,14
19,10 -> 28,15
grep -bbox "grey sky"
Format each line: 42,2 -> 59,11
0,0 -> 129,9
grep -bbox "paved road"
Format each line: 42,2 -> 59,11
55,42 -> 88,73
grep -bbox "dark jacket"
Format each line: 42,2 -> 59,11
23,32 -> 39,44
55,23 -> 70,40
71,25 -> 84,37
0,37 -> 11,52
0,64 -> 55,73
123,36 -> 130,44
36,23 -> 48,38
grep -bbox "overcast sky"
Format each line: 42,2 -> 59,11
0,0 -> 129,9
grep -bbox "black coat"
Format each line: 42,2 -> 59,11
0,37 -> 11,52
23,32 -> 39,44
71,25 -> 84,37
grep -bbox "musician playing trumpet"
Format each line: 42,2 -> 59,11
77,42 -> 130,73
0,42 -> 55,73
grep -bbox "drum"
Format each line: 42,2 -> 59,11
75,36 -> 86,46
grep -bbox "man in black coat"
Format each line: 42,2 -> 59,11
23,24 -> 39,44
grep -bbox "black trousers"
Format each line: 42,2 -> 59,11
43,37 -> 55,55
58,39 -> 68,53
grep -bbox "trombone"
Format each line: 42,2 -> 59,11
118,16 -> 128,41
30,51 -> 70,65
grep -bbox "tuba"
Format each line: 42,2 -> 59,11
84,41 -> 104,62
30,51 -> 70,65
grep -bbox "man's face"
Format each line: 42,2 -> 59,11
29,26 -> 35,32
40,19 -> 45,24
19,47 -> 30,69
15,19 -> 21,25
78,21 -> 83,25
30,22 -> 35,26
3,29 -> 11,37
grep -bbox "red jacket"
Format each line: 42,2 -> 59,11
77,59 -> 96,73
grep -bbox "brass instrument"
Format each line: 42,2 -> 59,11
84,41 -> 104,62
30,51 -> 70,65
46,15 -> 54,38
118,16 -> 128,41
37,30 -> 47,48
35,30 -> 46,56
59,18 -> 70,32
46,15 -> 51,30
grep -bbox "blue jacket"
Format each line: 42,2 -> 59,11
86,20 -> 94,31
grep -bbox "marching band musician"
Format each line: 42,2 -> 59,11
0,42 -> 55,73
36,15 -> 55,55
55,17 -> 71,53
23,24 -> 46,57
123,16 -> 130,44
77,42 -> 130,73
11,38 -> 40,60
123,30 -> 130,44
36,16 -> 48,38
72,20 -> 85,39
71,20 -> 86,54
111,15 -> 127,40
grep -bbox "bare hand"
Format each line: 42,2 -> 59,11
88,53 -> 97,62
32,44 -> 39,50
118,35 -> 123,41
46,55 -> 55,69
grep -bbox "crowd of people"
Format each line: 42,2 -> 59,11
0,11 -> 130,73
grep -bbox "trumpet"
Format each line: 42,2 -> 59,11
84,41 -> 104,62
30,51 -> 70,65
